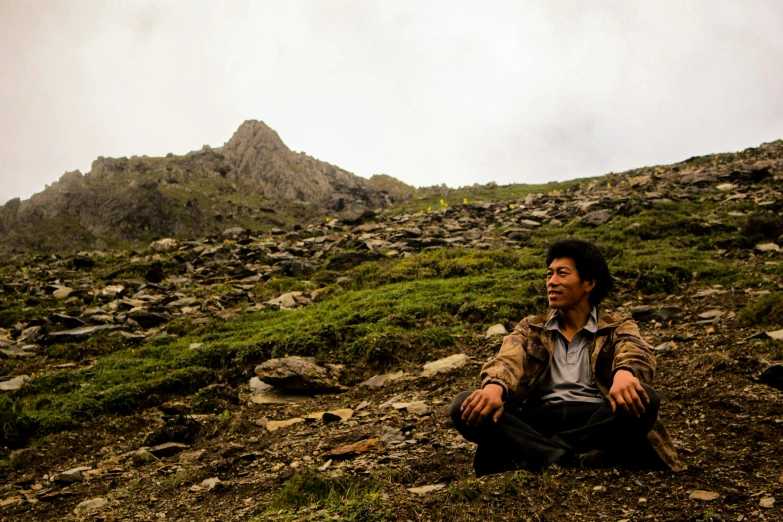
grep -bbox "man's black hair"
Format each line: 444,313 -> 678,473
545,239 -> 613,307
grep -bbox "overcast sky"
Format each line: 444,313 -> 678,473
1,1 -> 782,203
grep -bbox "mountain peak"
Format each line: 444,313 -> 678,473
222,120 -> 287,155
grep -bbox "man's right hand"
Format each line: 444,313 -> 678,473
460,384 -> 505,426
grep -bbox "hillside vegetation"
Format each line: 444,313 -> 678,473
0,140 -> 782,521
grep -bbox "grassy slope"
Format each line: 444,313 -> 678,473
3,180 -> 782,448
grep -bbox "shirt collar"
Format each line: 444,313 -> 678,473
545,307 -> 598,334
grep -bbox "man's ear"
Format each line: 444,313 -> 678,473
583,279 -> 596,293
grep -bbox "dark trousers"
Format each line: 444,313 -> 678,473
450,385 -> 660,476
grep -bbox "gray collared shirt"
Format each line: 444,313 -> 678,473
535,307 -> 606,404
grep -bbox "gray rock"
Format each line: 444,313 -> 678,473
360,371 -> 405,388
755,243 -> 780,252
52,287 -> 73,299
73,497 -> 108,516
148,442 -> 189,459
264,292 -> 299,309
392,401 -> 430,416
128,309 -> 171,329
582,209 -> 612,226
200,477 -> 223,490
653,342 -> 677,353
51,313 -> 86,329
407,484 -> 446,495
150,238 -> 179,252
53,466 -> 92,485
0,375 -> 31,391
255,356 -> 344,393
379,425 -> 406,444
248,380 -> 310,405
41,325 -> 122,344
0,346 -> 36,360
131,449 -> 158,467
222,227 -> 247,239
421,353 -> 469,377
630,306 -> 682,323
17,326 -> 42,343
485,324 -> 508,338
518,219 -> 541,228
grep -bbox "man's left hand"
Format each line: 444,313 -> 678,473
609,369 -> 649,418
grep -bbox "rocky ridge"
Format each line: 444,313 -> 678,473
0,121 -> 414,256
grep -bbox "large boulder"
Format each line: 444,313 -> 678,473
254,356 -> 344,393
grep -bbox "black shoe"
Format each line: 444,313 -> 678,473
578,450 -> 614,469
553,450 -> 580,468
473,445 -> 533,477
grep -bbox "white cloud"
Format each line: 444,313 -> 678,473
1,0 -> 781,200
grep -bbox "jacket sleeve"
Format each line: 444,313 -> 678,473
479,327 -> 529,398
611,317 -> 656,383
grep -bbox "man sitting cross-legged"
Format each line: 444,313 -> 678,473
450,239 -> 684,476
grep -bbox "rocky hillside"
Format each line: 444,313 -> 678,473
0,121 -> 414,256
0,140 -> 782,521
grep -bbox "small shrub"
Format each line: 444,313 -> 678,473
742,213 -> 783,242
634,270 -> 680,295
741,293 -> 783,327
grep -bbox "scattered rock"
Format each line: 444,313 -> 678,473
421,353 -> 469,377
305,409 -> 354,423
322,438 -> 380,459
0,375 -> 30,392
52,287 -> 73,299
360,371 -> 405,387
53,467 -> 92,485
755,243 -> 780,252
200,477 -> 223,490
767,329 -> 783,341
255,356 -> 344,392
131,449 -> 159,467
379,426 -> 406,444
689,490 -> 720,501
630,306 -> 682,323
391,401 -> 430,416
267,418 -> 305,432
264,292 -> 300,309
760,497 -> 775,508
653,342 -> 677,353
41,325 -> 122,344
407,484 -> 446,495
148,442 -> 189,459
179,449 -> 207,463
485,324 -> 508,338
582,209 -> 612,226
249,380 -> 310,405
150,238 -> 179,252
73,497 -> 108,517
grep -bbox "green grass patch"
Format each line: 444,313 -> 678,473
264,471 -> 387,521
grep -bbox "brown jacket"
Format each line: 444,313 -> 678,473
480,309 -> 684,471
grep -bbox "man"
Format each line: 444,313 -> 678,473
450,239 -> 683,476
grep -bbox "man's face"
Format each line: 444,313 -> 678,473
546,257 -> 595,310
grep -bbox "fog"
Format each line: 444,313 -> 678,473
1,1 -> 782,202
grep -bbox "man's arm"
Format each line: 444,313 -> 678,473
608,317 -> 657,418
461,329 -> 529,426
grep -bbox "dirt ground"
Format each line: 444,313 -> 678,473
1,286 -> 782,522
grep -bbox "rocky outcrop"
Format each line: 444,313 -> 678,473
0,121 -> 414,256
